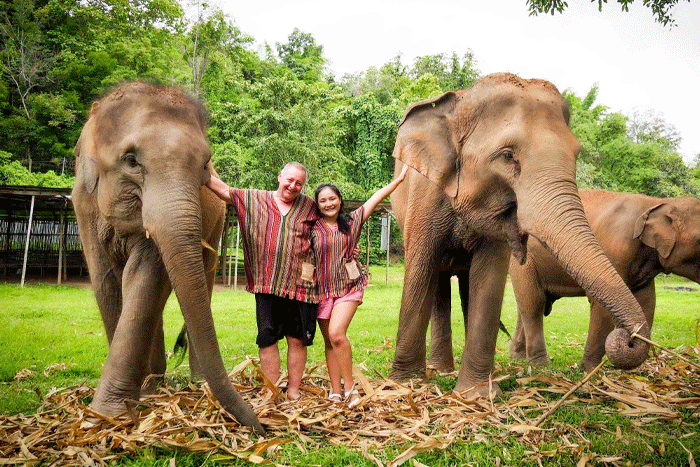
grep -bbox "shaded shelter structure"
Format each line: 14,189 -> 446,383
0,186 -> 85,285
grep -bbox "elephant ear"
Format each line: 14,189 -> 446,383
633,203 -> 676,259
392,92 -> 460,198
73,118 -> 99,194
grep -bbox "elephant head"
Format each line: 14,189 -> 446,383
394,73 -> 650,370
633,197 -> 700,282
73,82 -> 263,433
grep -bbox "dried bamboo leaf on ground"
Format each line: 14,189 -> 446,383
1,352 -> 698,466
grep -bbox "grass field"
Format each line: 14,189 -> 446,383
1,266 -> 699,466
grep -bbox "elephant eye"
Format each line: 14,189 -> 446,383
124,152 -> 139,168
502,150 -> 515,161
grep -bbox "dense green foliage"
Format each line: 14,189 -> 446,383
1,0 -> 698,199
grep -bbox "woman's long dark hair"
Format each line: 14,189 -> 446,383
315,183 -> 351,235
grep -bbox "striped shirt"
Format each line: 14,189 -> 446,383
312,207 -> 368,299
230,188 -> 319,303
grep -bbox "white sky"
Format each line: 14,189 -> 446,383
222,0 -> 700,162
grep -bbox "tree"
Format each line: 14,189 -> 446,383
0,0 -> 55,171
411,51 -> 480,92
183,4 -> 251,97
275,28 -> 327,83
627,107 -> 681,152
208,72 -> 347,191
526,0 -> 691,26
564,85 -> 698,196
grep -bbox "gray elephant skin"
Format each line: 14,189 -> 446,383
72,82 -> 264,434
509,189 -> 700,371
389,73 -> 651,397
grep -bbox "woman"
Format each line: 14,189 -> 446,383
312,165 -> 408,408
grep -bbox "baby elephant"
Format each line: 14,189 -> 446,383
509,189 -> 700,371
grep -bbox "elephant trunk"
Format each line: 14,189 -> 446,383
518,167 -> 650,370
144,187 -> 265,434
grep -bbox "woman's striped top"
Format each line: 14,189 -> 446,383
230,188 -> 319,304
311,207 -> 368,299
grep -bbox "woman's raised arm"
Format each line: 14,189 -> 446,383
361,164 -> 409,222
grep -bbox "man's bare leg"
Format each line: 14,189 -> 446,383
286,336 -> 306,400
259,343 -> 280,386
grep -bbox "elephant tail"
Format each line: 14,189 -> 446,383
499,320 -> 512,339
172,324 -> 189,369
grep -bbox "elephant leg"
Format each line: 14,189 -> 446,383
509,262 -> 549,365
581,284 -> 655,372
91,241 -> 170,416
186,327 -> 206,379
390,245 -> 440,381
581,298 -> 613,372
457,269 -> 470,333
455,241 -> 510,397
510,316 -> 527,360
428,272 -> 454,373
74,213 -> 123,344
143,295 -> 171,395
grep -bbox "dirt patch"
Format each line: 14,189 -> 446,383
663,286 -> 698,292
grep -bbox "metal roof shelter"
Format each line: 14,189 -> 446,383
0,186 -> 84,286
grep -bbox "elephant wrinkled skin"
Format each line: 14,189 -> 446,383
509,189 -> 700,371
72,82 -> 264,434
389,73 -> 651,397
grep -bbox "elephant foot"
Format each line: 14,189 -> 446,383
140,373 -> 164,396
581,347 -> 607,373
427,360 -> 455,374
90,397 -> 135,420
527,354 -> 551,367
580,357 -> 604,373
509,347 -> 527,361
389,366 -> 426,382
454,380 -> 502,400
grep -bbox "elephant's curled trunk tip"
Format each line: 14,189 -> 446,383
604,323 -> 651,370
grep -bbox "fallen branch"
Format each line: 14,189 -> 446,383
631,330 -> 700,372
534,357 -> 607,428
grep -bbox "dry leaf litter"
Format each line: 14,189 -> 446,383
1,349 -> 699,466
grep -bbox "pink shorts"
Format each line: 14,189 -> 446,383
317,290 -> 364,320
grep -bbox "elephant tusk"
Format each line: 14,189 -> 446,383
145,230 -> 150,239
201,239 -> 219,272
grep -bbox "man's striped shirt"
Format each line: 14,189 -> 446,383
230,188 -> 319,303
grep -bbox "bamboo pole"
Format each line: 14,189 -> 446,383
385,213 -> 390,286
534,357 -> 607,427
233,221 -> 240,290
57,211 -> 64,285
631,329 -> 700,371
20,195 -> 35,288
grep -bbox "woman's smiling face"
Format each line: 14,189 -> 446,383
317,186 -> 341,220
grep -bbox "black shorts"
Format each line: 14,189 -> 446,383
255,293 -> 317,348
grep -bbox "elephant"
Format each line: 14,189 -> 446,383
72,82 -> 264,434
509,189 -> 700,371
389,73 -> 651,398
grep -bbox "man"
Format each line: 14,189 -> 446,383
206,162 -> 318,400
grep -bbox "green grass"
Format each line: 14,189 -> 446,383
1,267 -> 699,466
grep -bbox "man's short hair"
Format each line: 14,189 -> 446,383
281,161 -> 307,176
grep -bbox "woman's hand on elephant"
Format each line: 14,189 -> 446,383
361,164 -> 410,221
